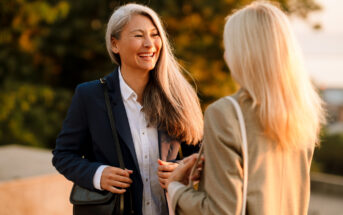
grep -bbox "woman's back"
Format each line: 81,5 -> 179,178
195,91 -> 313,215
235,91 -> 313,214
167,2 -> 324,215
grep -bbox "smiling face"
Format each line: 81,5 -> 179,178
111,14 -> 162,74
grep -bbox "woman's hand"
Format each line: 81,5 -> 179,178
100,166 -> 133,194
157,159 -> 179,189
166,154 -> 204,189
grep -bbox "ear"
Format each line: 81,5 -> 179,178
111,37 -> 119,54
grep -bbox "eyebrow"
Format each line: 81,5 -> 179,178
129,28 -> 158,34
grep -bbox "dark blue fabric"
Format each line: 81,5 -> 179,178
52,68 -> 199,214
52,69 -> 144,214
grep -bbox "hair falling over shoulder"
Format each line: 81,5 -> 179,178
105,3 -> 203,144
223,1 -> 326,150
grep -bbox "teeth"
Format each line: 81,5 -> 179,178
140,53 -> 153,57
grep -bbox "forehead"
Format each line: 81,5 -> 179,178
124,14 -> 158,32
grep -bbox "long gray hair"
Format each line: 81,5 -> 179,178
105,3 -> 203,144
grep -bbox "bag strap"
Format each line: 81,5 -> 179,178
188,143 -> 204,187
225,96 -> 248,215
187,96 -> 248,214
100,77 -> 125,214
100,77 -> 125,169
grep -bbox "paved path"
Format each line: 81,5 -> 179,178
0,145 -> 56,182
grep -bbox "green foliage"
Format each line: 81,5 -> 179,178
0,81 -> 72,148
0,0 -> 321,148
313,132 -> 343,176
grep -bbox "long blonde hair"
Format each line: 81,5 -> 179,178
223,1 -> 325,149
105,3 -> 203,144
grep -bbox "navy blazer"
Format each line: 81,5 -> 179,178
52,68 -> 198,215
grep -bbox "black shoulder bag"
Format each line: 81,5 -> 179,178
69,77 -> 133,215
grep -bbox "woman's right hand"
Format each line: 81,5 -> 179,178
100,166 -> 133,194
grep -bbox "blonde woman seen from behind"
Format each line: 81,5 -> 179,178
167,2 -> 326,215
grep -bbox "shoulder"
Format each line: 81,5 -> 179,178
72,79 -> 104,102
75,80 -> 101,94
204,97 -> 236,123
203,96 -> 242,148
202,96 -> 243,161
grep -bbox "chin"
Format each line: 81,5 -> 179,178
139,64 -> 156,72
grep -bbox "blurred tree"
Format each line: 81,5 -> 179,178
0,0 -> 321,148
0,80 -> 71,148
312,132 -> 343,176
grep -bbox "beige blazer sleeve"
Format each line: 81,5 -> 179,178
172,99 -> 244,215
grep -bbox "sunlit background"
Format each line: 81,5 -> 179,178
292,0 -> 343,88
0,0 -> 342,214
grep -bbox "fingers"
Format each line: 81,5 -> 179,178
101,166 -> 133,194
179,155 -> 197,174
105,167 -> 133,183
166,156 -> 197,187
157,170 -> 171,179
196,156 -> 205,169
166,154 -> 204,188
158,162 -> 178,172
107,186 -> 127,194
108,179 -> 131,188
125,168 -> 133,174
182,153 -> 199,164
112,167 -> 132,177
190,167 -> 202,181
159,183 -> 166,189
159,178 -> 168,189
109,174 -> 133,184
157,160 -> 179,189
157,159 -> 168,165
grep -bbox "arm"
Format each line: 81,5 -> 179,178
169,100 -> 244,215
52,84 -> 134,192
52,84 -> 102,190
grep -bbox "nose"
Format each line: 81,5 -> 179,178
143,36 -> 153,48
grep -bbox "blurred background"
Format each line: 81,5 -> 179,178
0,0 -> 342,214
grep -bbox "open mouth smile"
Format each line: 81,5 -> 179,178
138,52 -> 155,59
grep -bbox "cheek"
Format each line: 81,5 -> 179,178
121,38 -> 141,54
155,38 -> 162,51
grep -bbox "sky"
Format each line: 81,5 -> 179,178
290,0 -> 343,89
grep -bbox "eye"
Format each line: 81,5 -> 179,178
134,34 -> 143,38
151,32 -> 160,37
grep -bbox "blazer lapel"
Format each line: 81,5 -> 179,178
158,130 -> 180,162
106,69 -> 140,172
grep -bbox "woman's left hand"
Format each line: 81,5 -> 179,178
157,159 -> 179,189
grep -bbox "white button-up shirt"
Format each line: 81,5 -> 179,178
93,68 -> 167,215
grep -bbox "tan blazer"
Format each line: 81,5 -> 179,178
172,90 -> 314,215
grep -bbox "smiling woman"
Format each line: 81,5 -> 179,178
52,3 -> 203,215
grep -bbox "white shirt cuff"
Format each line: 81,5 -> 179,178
93,165 -> 109,190
167,181 -> 186,203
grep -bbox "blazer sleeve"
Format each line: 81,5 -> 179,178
173,99 -> 244,215
52,84 -> 102,190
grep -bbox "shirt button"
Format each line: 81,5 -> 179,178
146,178 -> 148,182
145,155 -> 148,159
146,201 -> 150,205
142,132 -> 145,135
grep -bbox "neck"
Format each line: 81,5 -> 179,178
120,66 -> 150,104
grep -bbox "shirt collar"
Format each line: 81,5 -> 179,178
118,67 -> 137,101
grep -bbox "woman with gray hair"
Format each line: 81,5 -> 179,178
52,3 -> 203,215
